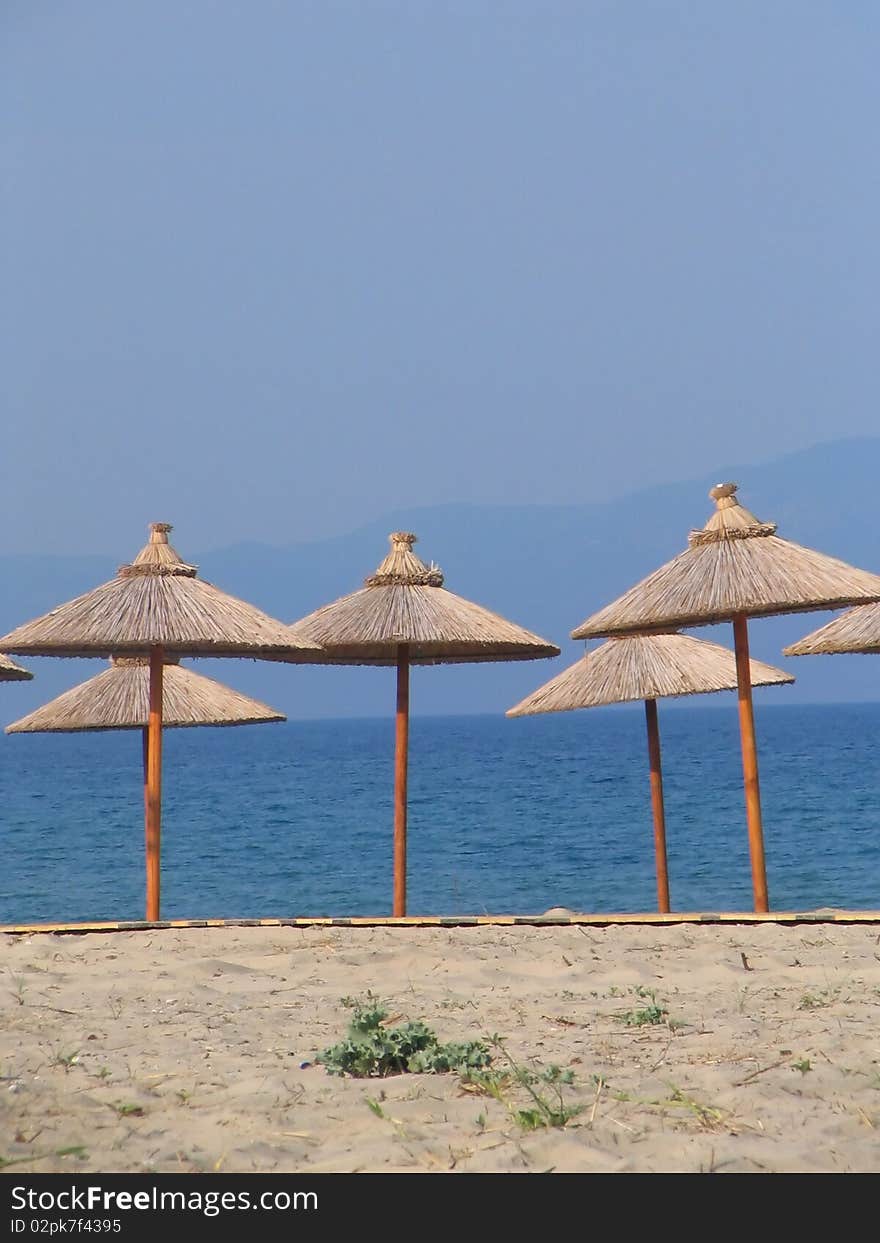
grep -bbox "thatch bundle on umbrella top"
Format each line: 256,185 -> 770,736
507,633 -> 794,912
0,654 -> 32,683
290,531 -> 559,915
0,523 -> 321,920
571,483 -> 880,912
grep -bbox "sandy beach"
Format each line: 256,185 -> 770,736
2,921 -> 879,1174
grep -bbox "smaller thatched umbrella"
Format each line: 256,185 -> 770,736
0,522 -> 321,919
6,656 -> 285,908
0,654 -> 32,682
507,633 -> 793,912
571,483 -> 880,911
290,532 -> 559,915
784,603 -> 880,658
7,655 -> 285,733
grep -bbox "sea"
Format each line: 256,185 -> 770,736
2,703 -> 879,924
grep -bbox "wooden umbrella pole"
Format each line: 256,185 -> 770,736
732,615 -> 769,913
393,644 -> 410,917
643,698 -> 671,914
141,725 -> 149,823
145,646 -> 164,922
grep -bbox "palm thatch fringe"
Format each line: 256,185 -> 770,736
784,602 -> 880,656
6,659 -> 285,733
507,633 -> 793,716
0,653 -> 32,682
573,484 -> 880,638
0,523 -> 323,660
291,532 -> 559,665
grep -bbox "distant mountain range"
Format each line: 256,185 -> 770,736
3,437 -> 880,724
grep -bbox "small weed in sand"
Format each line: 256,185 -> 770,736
112,1102 -> 146,1118
464,1039 -> 582,1132
656,1086 -> 729,1132
52,1050 -> 80,1073
792,1059 -> 813,1075
318,998 -> 491,1078
798,990 -> 837,1011
617,988 -> 669,1027
9,976 -> 27,1006
0,1155 -> 30,1170
0,1146 -> 89,1170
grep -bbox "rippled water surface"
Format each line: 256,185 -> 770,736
2,704 -> 879,922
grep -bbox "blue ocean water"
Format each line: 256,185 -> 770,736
2,703 -> 878,923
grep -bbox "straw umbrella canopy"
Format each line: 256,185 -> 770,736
0,654 -> 32,682
290,531 -> 560,915
0,522 -> 321,920
784,603 -> 880,657
6,655 -> 285,733
507,633 -> 794,912
570,483 -> 880,912
6,655 -> 285,907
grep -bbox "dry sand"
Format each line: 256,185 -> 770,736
2,922 -> 879,1173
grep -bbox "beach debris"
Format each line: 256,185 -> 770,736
734,1054 -> 791,1086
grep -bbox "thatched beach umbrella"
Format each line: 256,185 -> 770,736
6,655 -> 285,904
507,633 -> 794,912
784,603 -> 880,658
290,532 -> 559,915
0,523 -> 321,919
0,654 -> 32,682
570,484 -> 880,911
6,654 -> 285,733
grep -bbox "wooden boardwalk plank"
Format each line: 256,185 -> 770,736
1,910 -> 878,936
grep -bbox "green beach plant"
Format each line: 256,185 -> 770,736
318,997 -> 492,1078
320,1000 -> 581,1132
798,989 -> 839,1011
463,1038 -> 582,1131
0,1146 -> 89,1170
616,988 -> 669,1027
112,1102 -> 145,1118
52,1050 -> 80,1073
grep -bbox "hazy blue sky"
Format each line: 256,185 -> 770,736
4,2 -> 878,556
